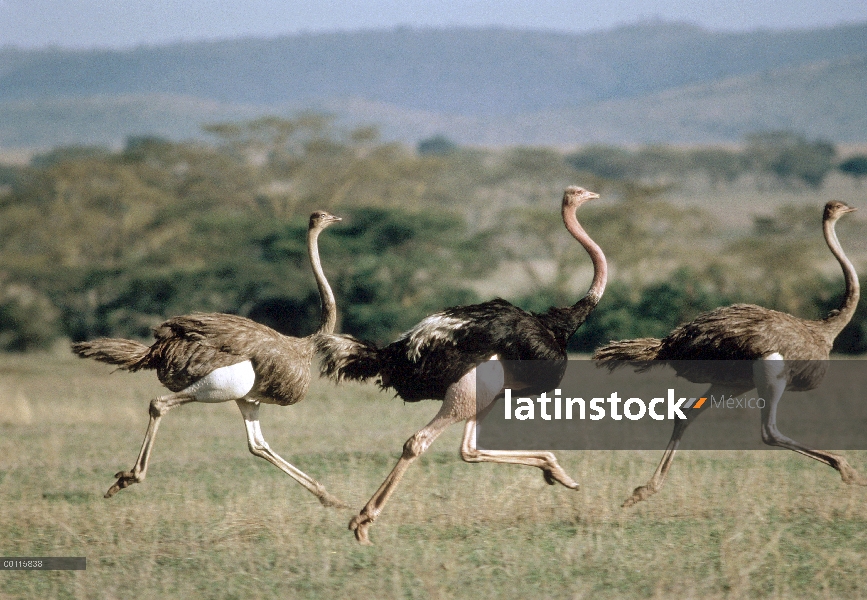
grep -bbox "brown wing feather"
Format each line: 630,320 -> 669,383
655,304 -> 832,389
148,313 -> 315,403
658,304 -> 832,361
594,304 -> 833,390
247,336 -> 315,405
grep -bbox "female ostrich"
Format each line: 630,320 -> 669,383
72,211 -> 347,508
317,186 -> 606,543
594,200 -> 864,508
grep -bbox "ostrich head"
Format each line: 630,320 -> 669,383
309,210 -> 342,230
562,186 -> 600,209
824,200 -> 857,222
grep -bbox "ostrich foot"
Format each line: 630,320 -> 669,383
838,459 -> 867,486
543,466 -> 580,490
621,483 -> 658,508
316,489 -> 351,510
349,513 -> 374,545
105,470 -> 140,498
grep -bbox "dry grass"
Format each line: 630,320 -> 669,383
2,352 -> 867,599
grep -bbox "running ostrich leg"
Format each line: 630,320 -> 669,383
594,201 -> 865,508
317,186 -> 607,543
72,211 -> 348,508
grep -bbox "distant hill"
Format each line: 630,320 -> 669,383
0,95 -> 262,149
486,54 -> 867,145
2,21 -> 866,149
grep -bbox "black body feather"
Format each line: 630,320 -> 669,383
318,296 -> 597,402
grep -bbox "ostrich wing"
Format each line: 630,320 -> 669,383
148,313 -> 295,394
384,299 -> 567,401
659,304 -> 832,389
660,304 -> 832,362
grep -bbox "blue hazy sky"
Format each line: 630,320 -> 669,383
2,0 -> 866,49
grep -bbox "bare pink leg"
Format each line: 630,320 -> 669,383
236,399 -> 349,508
349,368 -> 479,544
459,416 -> 579,488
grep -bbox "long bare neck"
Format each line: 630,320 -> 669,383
536,201 -> 608,347
308,225 -> 337,334
563,203 -> 607,308
823,216 -> 860,337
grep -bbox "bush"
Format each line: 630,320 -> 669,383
417,135 -> 458,156
838,155 -> 867,180
563,269 -> 731,353
745,131 -> 836,188
0,284 -> 63,351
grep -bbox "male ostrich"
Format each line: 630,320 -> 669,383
71,211 -> 347,508
594,200 -> 864,508
317,186 -> 606,543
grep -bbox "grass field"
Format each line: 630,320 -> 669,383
2,351 -> 867,599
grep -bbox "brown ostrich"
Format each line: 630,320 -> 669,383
71,211 -> 347,508
593,200 -> 865,508
317,186 -> 606,543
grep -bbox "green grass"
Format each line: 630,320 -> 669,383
2,352 -> 867,599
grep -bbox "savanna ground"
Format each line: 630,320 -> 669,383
2,351 -> 866,599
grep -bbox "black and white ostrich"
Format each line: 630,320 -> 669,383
594,200 -> 865,508
317,186 -> 606,543
72,211 -> 348,508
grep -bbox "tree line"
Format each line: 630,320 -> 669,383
1,116 -> 864,353
566,131 -> 867,189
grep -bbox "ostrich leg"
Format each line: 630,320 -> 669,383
235,399 -> 349,508
459,415 -> 579,488
621,383 -> 748,508
754,354 -> 867,485
105,392 -> 197,497
457,355 -> 579,487
348,369 -> 477,544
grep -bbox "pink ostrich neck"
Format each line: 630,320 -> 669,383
562,202 -> 607,305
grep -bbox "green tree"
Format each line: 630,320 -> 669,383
0,282 -> 62,351
688,147 -> 746,187
566,145 -> 634,181
417,135 -> 458,156
745,131 -> 836,188
838,155 -> 867,182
